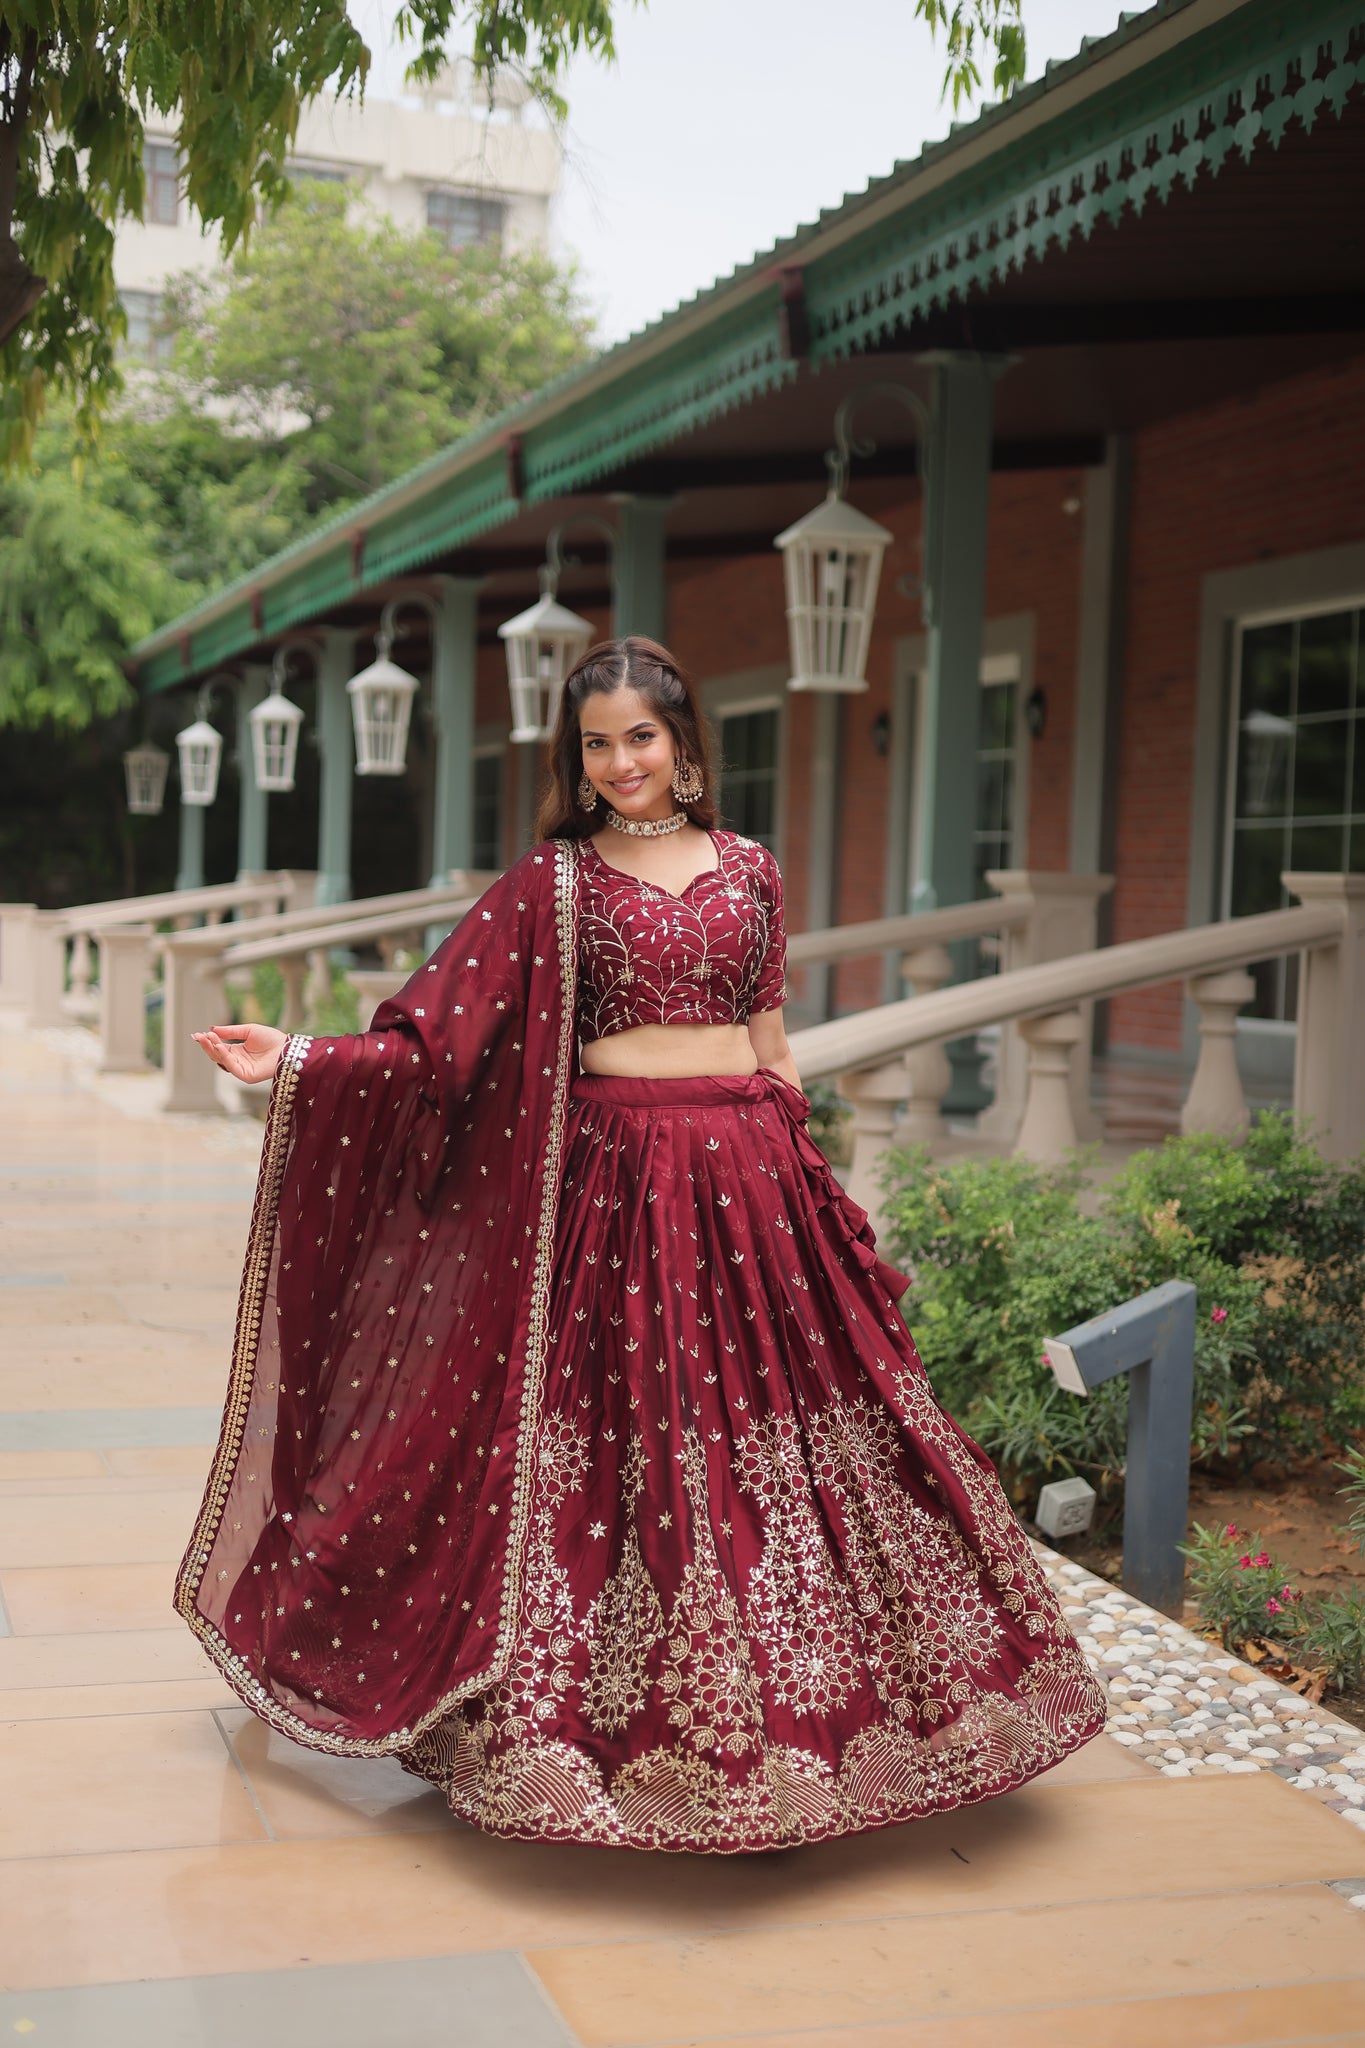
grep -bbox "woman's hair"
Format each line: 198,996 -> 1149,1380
535,635 -> 719,841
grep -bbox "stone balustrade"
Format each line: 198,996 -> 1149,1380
161,874 -> 499,1112
1,876 -> 303,1048
787,874 -> 1365,1239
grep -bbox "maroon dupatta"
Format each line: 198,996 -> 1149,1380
176,839 -> 580,1754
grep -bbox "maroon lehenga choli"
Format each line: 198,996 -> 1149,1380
177,830 -> 1105,1852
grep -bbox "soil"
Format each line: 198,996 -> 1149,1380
1049,1457 -> 1365,1734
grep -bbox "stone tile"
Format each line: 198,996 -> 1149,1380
527,1886 -> 1365,2044
106,1444 -> 217,1477
0,1486 -> 199,1566
1028,1730 -> 1151,1783
1,1561 -> 182,1634
0,1711 -> 267,1858
0,1406 -> 221,1451
0,1626 -> 212,1689
0,1449 -> 106,1480
219,1710 -> 453,1840
0,1953 -> 575,2048
0,1677 -> 237,1721
0,1833 -> 648,1989
3,1776 -> 1362,1995
0,1347 -> 228,1413
0,1289 -> 131,1326
682,1979 -> 1365,2046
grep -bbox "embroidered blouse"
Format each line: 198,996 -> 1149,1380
577,830 -> 787,1042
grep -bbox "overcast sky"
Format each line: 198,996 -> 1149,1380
356,1 -> 1133,344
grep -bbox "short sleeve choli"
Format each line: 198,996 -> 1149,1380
576,830 -> 787,1043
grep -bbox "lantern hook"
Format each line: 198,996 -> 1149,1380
540,516 -> 617,600
373,590 -> 455,661
828,382 -> 936,624
270,637 -> 322,690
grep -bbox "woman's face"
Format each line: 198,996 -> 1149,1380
578,687 -> 679,822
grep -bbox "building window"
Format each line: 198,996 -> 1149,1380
287,160 -> 352,188
717,706 -> 779,850
145,141 -> 179,226
472,750 -> 504,870
426,189 -> 504,249
120,290 -> 173,362
1225,606 -> 1365,1019
974,671 -> 1019,900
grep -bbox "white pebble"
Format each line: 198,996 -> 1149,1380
1224,1760 -> 1261,1774
1110,1730 -> 1143,1747
1340,1809 -> 1365,1832
1250,1748 -> 1282,1761
1160,1763 -> 1192,1777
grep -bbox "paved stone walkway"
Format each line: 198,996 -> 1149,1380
2,1014 -> 1364,2045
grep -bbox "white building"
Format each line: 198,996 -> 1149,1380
115,64 -> 563,354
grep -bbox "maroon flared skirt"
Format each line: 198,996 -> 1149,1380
401,1070 -> 1106,1851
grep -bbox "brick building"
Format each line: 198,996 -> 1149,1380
129,0 -> 1365,1096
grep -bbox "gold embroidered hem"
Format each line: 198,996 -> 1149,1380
401,1644 -> 1104,1854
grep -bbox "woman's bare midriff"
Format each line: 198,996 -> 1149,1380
579,1021 -> 758,1079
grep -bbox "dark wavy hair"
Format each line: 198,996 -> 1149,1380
535,635 -> 719,841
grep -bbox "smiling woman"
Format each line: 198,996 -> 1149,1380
181,632 -> 1104,1855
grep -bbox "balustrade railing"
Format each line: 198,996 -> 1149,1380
1,876 -> 303,1041
161,874 -> 499,1112
787,872 -> 1365,1240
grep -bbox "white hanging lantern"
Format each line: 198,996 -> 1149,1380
347,650 -> 419,775
774,490 -> 894,694
498,590 -> 594,742
175,715 -> 223,806
248,687 -> 305,793
122,740 -> 170,816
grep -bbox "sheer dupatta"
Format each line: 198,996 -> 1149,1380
175,839 -> 580,1755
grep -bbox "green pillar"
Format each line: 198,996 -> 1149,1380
175,801 -> 205,893
316,628 -> 355,909
236,666 -> 270,878
429,577 -> 481,885
912,354 -> 996,915
913,355 -> 999,1113
610,495 -> 671,641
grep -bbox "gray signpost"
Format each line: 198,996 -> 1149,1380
1043,1279 -> 1198,1615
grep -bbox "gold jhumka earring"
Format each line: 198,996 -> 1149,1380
671,758 -> 704,803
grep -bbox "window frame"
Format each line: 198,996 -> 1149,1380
145,140 -> 180,226
1218,593 -> 1365,1023
424,187 -> 506,250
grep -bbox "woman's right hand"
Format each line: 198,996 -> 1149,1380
192,1022 -> 288,1086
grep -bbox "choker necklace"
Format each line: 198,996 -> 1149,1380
604,807 -> 688,838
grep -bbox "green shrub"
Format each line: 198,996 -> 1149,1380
1179,1521 -> 1301,1652
879,1114 -> 1365,1496
1336,1445 -> 1365,1554
1294,1594 -> 1365,1695
806,1080 -> 852,1167
1181,1516 -> 1365,1697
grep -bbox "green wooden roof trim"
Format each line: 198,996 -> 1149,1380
362,454 -> 516,585
133,0 -> 1356,690
805,0 -> 1365,359
520,300 -> 796,501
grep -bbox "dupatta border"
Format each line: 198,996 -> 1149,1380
173,1031 -> 313,1631
175,845 -> 583,1757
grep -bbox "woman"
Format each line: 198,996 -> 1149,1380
181,635 -> 1105,1854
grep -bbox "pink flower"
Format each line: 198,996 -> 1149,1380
1280,1584 -> 1294,1598
1265,1597 -> 1283,1615
1225,1523 -> 1238,1539
1238,1555 -> 1253,1569
1252,1550 -> 1270,1567
1210,1306 -> 1229,1324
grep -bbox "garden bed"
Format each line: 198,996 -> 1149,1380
1049,1461 -> 1365,1733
